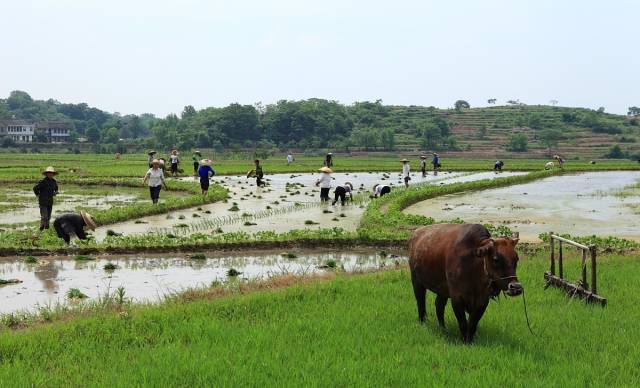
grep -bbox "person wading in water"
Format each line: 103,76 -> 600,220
33,166 -> 59,231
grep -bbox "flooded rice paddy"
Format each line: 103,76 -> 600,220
0,249 -> 406,314
404,171 -> 640,241
93,171 -> 525,240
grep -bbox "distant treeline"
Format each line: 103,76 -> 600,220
1,91 -> 638,156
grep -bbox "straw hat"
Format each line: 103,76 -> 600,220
194,150 -> 201,155
420,155 -> 427,159
151,159 -> 160,165
42,166 -> 57,175
171,149 -> 178,155
200,159 -> 212,166
318,167 -> 333,173
80,211 -> 97,230
400,159 -> 409,162
148,150 -> 157,155
327,152 -> 333,155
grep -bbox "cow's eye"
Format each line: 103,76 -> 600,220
493,254 -> 499,262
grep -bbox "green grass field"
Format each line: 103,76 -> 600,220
0,153 -> 638,180
0,251 -> 638,386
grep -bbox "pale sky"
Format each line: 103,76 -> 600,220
1,0 -> 638,116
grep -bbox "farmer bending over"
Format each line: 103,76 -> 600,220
332,182 -> 353,206
54,211 -> 97,244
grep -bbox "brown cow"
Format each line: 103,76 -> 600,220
408,223 -> 522,343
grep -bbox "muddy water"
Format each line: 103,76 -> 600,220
0,249 -> 406,314
0,193 -> 140,225
93,171 -> 525,240
404,171 -> 640,241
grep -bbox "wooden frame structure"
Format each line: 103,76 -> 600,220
543,233 -> 607,306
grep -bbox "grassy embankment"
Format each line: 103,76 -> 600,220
0,250 -> 638,386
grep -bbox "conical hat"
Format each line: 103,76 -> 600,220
400,159 -> 409,162
80,211 -> 97,230
318,167 -> 333,173
200,159 -> 212,166
42,166 -> 57,175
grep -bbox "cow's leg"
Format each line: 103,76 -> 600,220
466,302 -> 489,343
451,299 -> 469,342
411,270 -> 427,323
435,295 -> 447,328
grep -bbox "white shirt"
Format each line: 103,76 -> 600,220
402,164 -> 410,178
146,168 -> 165,187
287,154 -> 293,162
170,155 -> 179,164
317,173 -> 332,188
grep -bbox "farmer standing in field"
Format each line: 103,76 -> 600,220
254,159 -> 266,187
401,159 -> 411,187
324,152 -> 333,167
33,166 -> 59,230
198,159 -> 215,196
169,150 -> 180,176
192,151 -> 201,176
420,155 -> 428,177
553,154 -> 565,169
316,166 -> 333,202
287,153 -> 294,165
431,152 -> 441,173
143,159 -> 168,204
53,211 -> 96,244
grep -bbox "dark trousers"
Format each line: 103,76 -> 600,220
193,162 -> 199,173
421,166 -> 426,177
320,188 -> 330,202
149,185 -> 162,204
39,204 -> 53,229
333,186 -> 348,205
256,176 -> 265,187
380,186 -> 391,197
200,176 -> 210,191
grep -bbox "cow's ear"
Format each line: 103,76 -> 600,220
511,238 -> 519,246
475,239 -> 494,257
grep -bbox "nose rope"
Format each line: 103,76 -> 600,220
483,257 -> 535,336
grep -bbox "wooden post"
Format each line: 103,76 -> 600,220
590,246 -> 597,294
558,241 -> 563,279
581,249 -> 588,289
549,232 -> 555,275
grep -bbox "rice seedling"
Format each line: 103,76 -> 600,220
174,224 -> 189,228
24,255 -> 38,264
244,221 -> 257,226
192,213 -> 201,218
190,253 -> 207,260
318,259 -> 338,269
134,220 -> 148,224
103,262 -> 118,271
106,229 -> 122,237
66,288 -> 88,300
282,252 -> 297,259
229,204 -> 240,211
74,255 -> 94,261
178,215 -> 186,220
305,220 -> 319,225
226,268 -> 242,277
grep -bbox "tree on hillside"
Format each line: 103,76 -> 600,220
349,128 -> 379,151
605,144 -> 626,159
597,107 -> 606,113
86,121 -> 100,143
538,128 -> 563,152
454,100 -> 470,111
550,100 -> 558,106
628,106 -> 640,116
6,90 -> 33,111
181,105 -> 196,119
487,99 -> 497,105
505,133 -> 528,152
378,128 -> 395,151
100,127 -> 120,144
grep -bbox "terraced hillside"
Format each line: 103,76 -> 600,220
382,105 -> 640,159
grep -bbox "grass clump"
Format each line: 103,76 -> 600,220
66,288 -> 88,300
106,229 -> 122,237
318,259 -> 338,269
74,255 -> 94,261
243,221 -> 257,226
24,256 -> 38,264
190,253 -> 207,260
304,220 -> 319,225
282,252 -> 297,259
0,278 -> 22,285
228,204 -> 240,211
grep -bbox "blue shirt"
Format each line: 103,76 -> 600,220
198,165 -> 214,178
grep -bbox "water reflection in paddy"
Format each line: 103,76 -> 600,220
404,171 -> 640,241
0,249 -> 406,314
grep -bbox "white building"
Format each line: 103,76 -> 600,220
0,120 -> 35,142
0,120 -> 71,143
